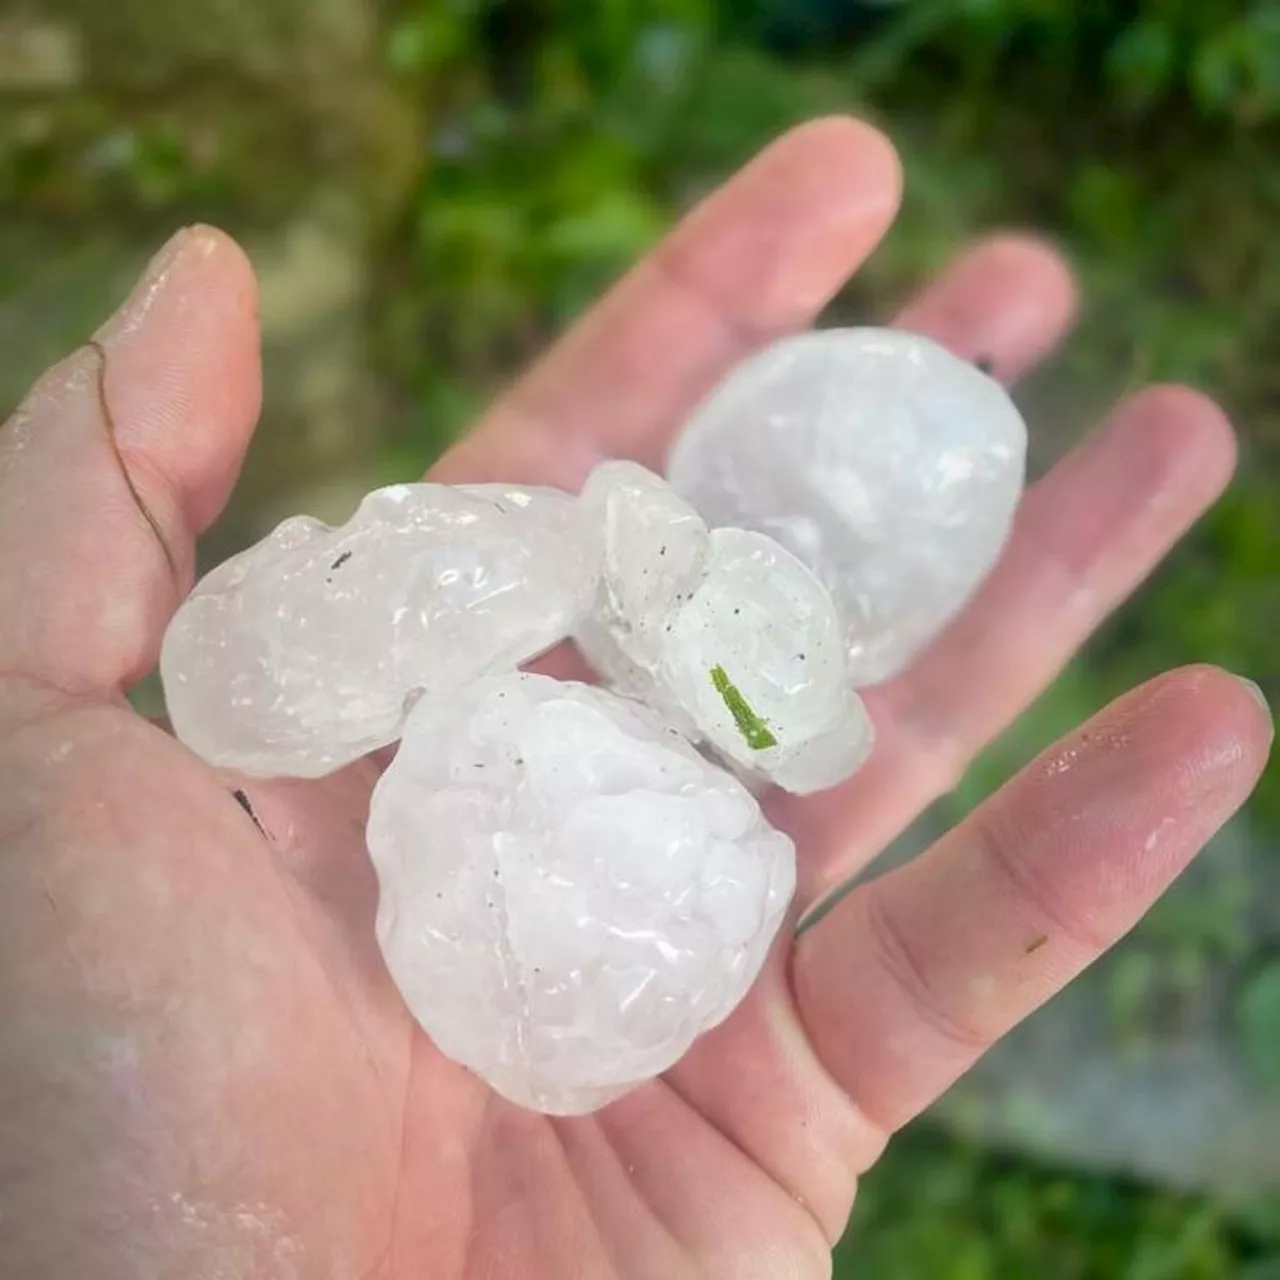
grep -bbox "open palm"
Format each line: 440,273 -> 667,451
0,119 -> 1270,1279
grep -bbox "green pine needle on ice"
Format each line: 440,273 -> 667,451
710,665 -> 778,751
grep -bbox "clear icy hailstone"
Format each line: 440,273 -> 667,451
367,672 -> 796,1115
575,462 -> 872,795
666,328 -> 1028,685
573,460 -> 708,721
160,483 -> 598,778
659,528 -> 873,794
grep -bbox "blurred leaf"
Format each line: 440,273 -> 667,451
1237,962 -> 1280,1088
385,10 -> 474,76
1107,18 -> 1178,104
1067,163 -> 1145,249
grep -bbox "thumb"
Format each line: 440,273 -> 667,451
0,226 -> 261,695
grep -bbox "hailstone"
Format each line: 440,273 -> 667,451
658,528 -> 874,794
160,483 -> 598,778
666,328 -> 1027,685
572,460 -> 708,715
367,672 -> 796,1115
575,461 -> 872,795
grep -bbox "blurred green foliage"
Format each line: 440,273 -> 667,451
750,0 -> 1280,125
0,81 -> 325,227
1238,961 -> 1280,1089
374,0 -> 1280,436
839,1127 -> 1280,1279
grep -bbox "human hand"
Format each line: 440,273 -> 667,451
0,118 -> 1270,1279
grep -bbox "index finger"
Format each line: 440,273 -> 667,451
430,117 -> 902,488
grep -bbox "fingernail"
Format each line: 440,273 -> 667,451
1235,675 -> 1272,726
95,227 -> 194,343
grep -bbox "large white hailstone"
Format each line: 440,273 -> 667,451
575,462 -> 872,795
161,484 -> 598,778
666,328 -> 1028,685
367,672 -> 796,1115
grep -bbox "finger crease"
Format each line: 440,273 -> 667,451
971,809 -> 1111,954
862,887 -> 990,1053
86,339 -> 180,587
647,241 -> 779,363
1008,482 -> 1110,600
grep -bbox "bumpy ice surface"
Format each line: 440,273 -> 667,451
367,672 -> 796,1114
573,460 -> 708,715
666,328 -> 1027,685
161,483 -> 598,778
575,462 -> 872,795
659,528 -> 873,793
